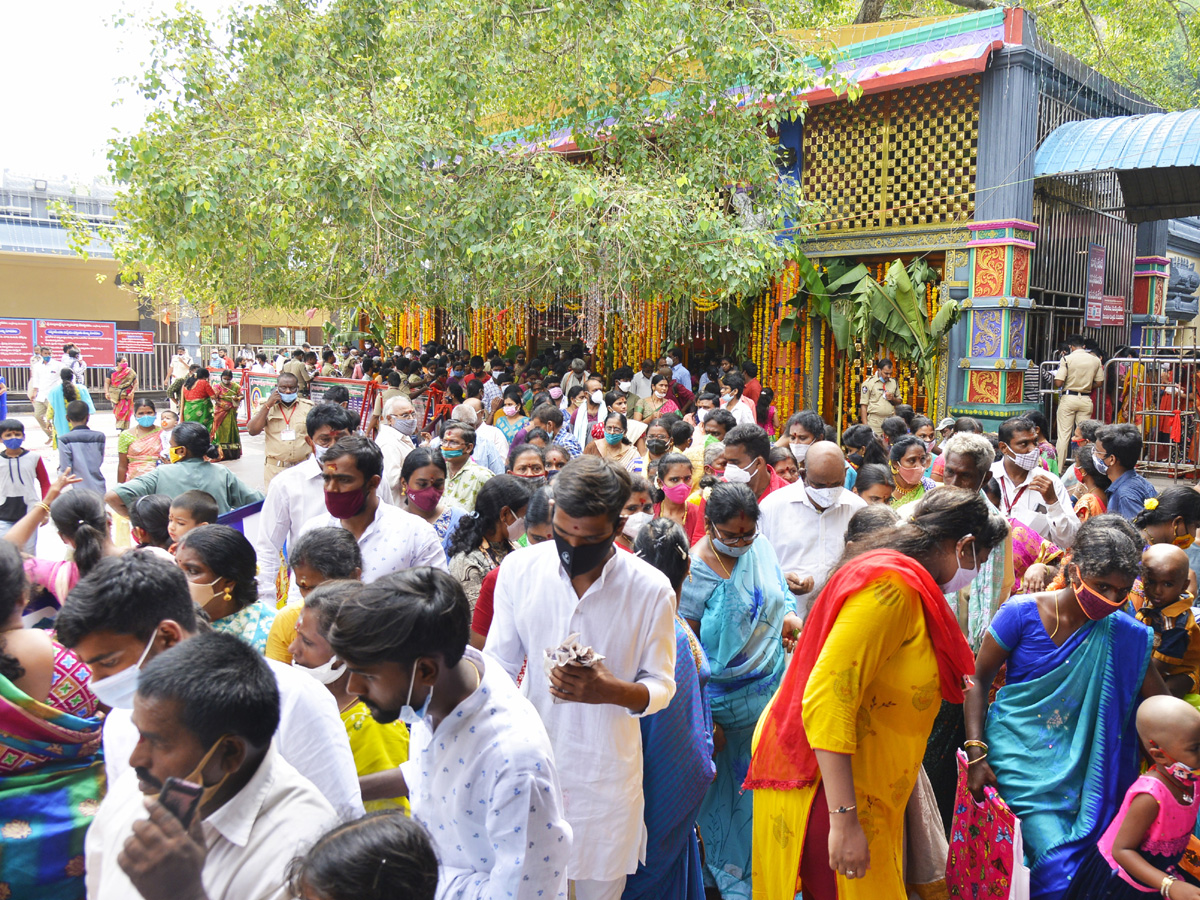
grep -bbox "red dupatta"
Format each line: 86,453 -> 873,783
743,548 -> 974,790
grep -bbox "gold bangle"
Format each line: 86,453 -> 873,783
34,502 -> 51,515
964,740 -> 989,751
967,754 -> 989,766
1161,875 -> 1176,898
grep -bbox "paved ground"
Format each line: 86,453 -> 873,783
12,409 -> 269,561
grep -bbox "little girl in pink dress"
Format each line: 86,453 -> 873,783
1065,694 -> 1200,899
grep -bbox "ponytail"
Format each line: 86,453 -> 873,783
59,368 -> 77,404
49,489 -> 109,577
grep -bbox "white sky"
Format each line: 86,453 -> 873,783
1,0 -> 236,183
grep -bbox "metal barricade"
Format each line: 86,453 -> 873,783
1039,351 -> 1200,482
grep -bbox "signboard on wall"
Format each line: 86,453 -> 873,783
0,318 -> 35,367
227,308 -> 239,326
116,331 -> 156,354
1101,295 -> 1125,327
1085,244 -> 1106,328
36,320 -> 117,367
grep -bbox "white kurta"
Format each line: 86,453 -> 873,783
86,744 -> 336,900
485,542 -> 676,882
403,647 -> 572,900
759,480 -> 866,615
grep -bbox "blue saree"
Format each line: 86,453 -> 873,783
986,607 -> 1152,900
679,538 -> 793,900
622,618 -> 715,900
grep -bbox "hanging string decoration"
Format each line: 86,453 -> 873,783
750,262 -> 804,424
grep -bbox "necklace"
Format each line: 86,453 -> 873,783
708,536 -> 732,578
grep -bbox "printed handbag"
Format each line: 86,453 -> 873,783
946,750 -> 1031,900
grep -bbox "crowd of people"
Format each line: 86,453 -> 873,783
3,337 -> 1200,900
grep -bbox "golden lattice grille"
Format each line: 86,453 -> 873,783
803,76 -> 979,231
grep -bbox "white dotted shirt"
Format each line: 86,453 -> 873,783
401,647 -> 571,900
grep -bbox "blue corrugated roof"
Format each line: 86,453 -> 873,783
0,216 -> 114,258
1034,111 -> 1200,223
1035,110 -> 1200,176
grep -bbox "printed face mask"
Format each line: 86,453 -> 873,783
1007,445 -> 1040,471
805,484 -> 843,509
553,527 -> 616,578
1072,567 -> 1124,620
407,485 -> 443,512
1092,452 -> 1110,475
391,418 -> 418,436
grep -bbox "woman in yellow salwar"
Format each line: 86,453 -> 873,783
746,488 -> 1008,900
289,579 -> 410,812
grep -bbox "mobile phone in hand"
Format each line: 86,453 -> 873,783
159,776 -> 203,827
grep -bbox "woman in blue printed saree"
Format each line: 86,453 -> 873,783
0,541 -> 104,900
624,518 -> 716,900
964,515 -> 1167,900
679,483 -> 802,900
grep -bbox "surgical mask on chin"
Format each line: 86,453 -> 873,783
724,460 -> 753,484
400,660 -> 435,726
711,532 -> 754,558
806,484 -> 843,509
938,538 -> 978,594
1092,452 -> 1110,475
88,633 -> 156,709
790,442 -> 809,463
1008,447 -> 1040,471
294,655 -> 345,685
623,510 -> 652,539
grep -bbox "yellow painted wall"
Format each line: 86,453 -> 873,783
0,252 -> 134,322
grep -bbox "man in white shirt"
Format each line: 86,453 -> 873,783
760,442 -> 866,615
464,397 -> 510,468
254,403 -> 394,600
85,630 -> 337,900
629,359 -> 655,401
27,346 -> 58,442
300,433 -> 448,581
377,395 -> 419,491
444,402 -> 506,474
56,551 -> 364,820
486,456 -> 676,900
331,569 -> 572,900
719,373 -> 756,427
250,351 -> 276,374
991,415 -> 1078,546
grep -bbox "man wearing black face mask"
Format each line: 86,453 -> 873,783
486,456 -> 677,900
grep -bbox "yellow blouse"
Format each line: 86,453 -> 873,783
752,572 -> 940,900
342,700 -> 411,813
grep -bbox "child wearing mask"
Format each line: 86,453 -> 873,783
0,419 -> 50,553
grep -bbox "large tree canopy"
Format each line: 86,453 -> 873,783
100,0 -> 852,325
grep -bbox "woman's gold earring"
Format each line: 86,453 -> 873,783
223,585 -> 234,603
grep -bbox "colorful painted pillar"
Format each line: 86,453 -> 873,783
1131,255 -> 1170,346
949,219 -> 1039,428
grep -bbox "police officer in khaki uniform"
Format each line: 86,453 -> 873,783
859,358 -> 900,434
1054,334 -> 1104,467
246,372 -> 314,486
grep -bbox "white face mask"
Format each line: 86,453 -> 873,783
293,655 -> 345,685
400,660 -> 434,725
507,513 -> 526,543
724,460 -> 754,484
313,444 -> 330,463
590,390 -> 603,404
89,633 -> 156,710
623,510 -> 653,539
1007,446 -> 1040,472
617,381 -> 632,393
939,538 -> 979,593
790,442 -> 810,462
805,484 -> 843,509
